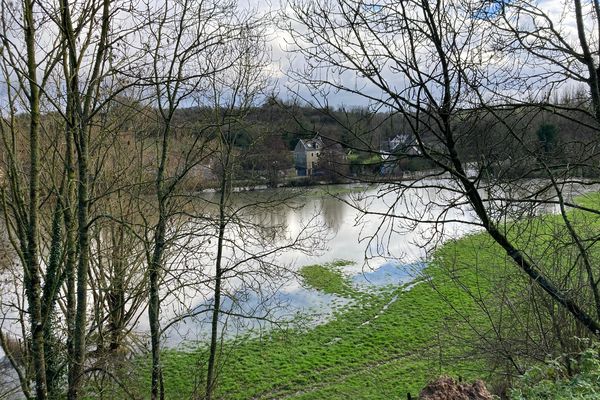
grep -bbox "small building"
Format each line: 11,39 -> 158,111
380,133 -> 422,175
294,136 -> 323,176
386,133 -> 420,155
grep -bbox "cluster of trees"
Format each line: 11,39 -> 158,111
174,100 -> 404,181
199,94 -> 600,183
0,1 -> 323,399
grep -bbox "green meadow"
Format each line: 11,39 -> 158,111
116,242 -> 498,399
105,193 -> 600,399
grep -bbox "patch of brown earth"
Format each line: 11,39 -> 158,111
419,376 -> 493,400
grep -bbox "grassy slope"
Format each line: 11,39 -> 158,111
119,193 -> 600,400
123,249 -> 495,399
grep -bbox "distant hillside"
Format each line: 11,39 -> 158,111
168,98 -> 600,181
172,100 -> 402,152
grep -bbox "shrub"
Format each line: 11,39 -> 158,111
510,342 -> 600,400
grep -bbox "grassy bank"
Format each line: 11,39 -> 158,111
106,193 -> 600,399
297,260 -> 358,297
116,251 -> 498,399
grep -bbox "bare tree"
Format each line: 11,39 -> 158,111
282,0 -> 600,373
0,0 -> 143,397
201,22 -> 275,399
136,1 -> 252,398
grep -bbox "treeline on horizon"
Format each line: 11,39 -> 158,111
3,88 -> 598,198
99,90 -> 600,181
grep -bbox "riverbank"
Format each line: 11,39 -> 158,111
99,192 -> 600,399
115,254 -> 496,399
194,168 -> 440,194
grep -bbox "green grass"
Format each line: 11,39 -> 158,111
298,261 -> 357,298
106,194 -> 600,400
116,257 -> 488,399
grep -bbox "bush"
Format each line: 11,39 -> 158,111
510,342 -> 600,400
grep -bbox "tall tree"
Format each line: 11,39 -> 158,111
203,23 -> 273,399
283,0 -> 600,349
0,0 -> 142,397
138,1 -> 249,398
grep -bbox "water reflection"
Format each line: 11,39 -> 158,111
352,261 -> 424,287
320,195 -> 346,233
163,180 -> 599,345
160,182 -> 482,346
4,180 -> 594,353
164,284 -> 351,346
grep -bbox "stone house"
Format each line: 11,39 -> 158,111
294,136 -> 324,176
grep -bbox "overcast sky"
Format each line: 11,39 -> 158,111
243,0 -> 589,108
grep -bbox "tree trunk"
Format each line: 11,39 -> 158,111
149,215 -> 166,400
205,170 -> 228,400
23,0 -> 47,396
68,123 -> 90,400
574,0 -> 600,120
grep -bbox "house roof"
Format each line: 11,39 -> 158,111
381,133 -> 421,155
297,135 -> 324,151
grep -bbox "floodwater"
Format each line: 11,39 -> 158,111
159,180 -> 482,345
0,178 -> 589,352
0,178 -> 595,397
159,178 -> 594,345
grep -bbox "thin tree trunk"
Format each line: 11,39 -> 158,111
149,119 -> 171,400
149,216 -> 166,400
64,100 -> 78,399
68,122 -> 90,400
205,160 -> 228,400
41,197 -> 64,400
23,0 -> 47,396
61,0 -> 111,395
574,0 -> 600,120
